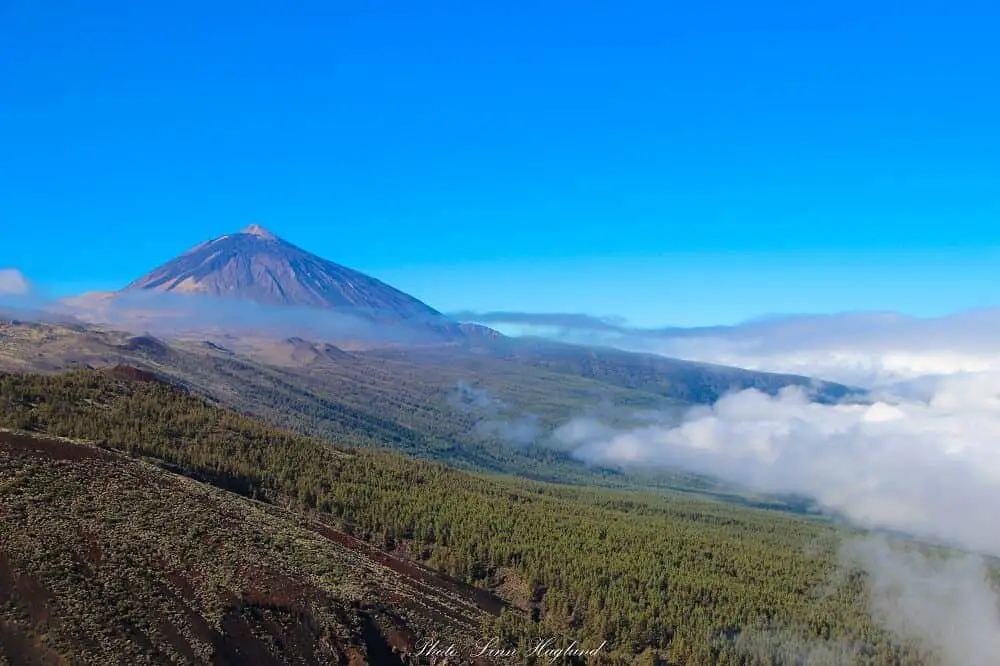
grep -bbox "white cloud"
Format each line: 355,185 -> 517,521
490,309 -> 1000,387
642,334 -> 1000,388
564,377 -> 1000,556
0,268 -> 31,296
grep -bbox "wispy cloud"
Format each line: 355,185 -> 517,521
716,535 -> 1000,666
842,535 -> 1000,666
449,381 -> 543,447
451,310 -> 632,332
0,269 -> 70,320
0,268 -> 31,296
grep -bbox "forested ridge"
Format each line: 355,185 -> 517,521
0,369 -> 937,665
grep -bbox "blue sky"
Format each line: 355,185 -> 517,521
1,1 -> 997,326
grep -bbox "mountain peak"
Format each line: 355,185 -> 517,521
239,224 -> 278,240
121,227 -> 469,340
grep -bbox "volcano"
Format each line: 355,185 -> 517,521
122,224 -> 463,337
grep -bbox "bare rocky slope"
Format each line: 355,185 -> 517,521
0,427 -> 500,665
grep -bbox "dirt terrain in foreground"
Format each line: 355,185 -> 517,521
0,430 -> 508,665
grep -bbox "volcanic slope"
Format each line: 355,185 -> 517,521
121,224 -> 462,337
0,427 -> 500,665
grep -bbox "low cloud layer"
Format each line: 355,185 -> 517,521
49,290 -> 450,346
459,309 -> 1000,387
451,310 -> 632,333
562,377 -> 1000,556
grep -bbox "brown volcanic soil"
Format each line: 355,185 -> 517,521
0,430 -> 116,462
103,363 -> 170,384
0,431 -> 506,665
314,524 -> 505,621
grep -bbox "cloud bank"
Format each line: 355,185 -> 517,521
460,309 -> 1000,387
718,535 -> 1000,666
562,377 -> 1000,556
49,290 -> 451,346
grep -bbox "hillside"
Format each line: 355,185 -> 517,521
0,320 -> 682,486
369,337 -> 856,406
0,427 -> 499,665
0,368 -> 938,665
